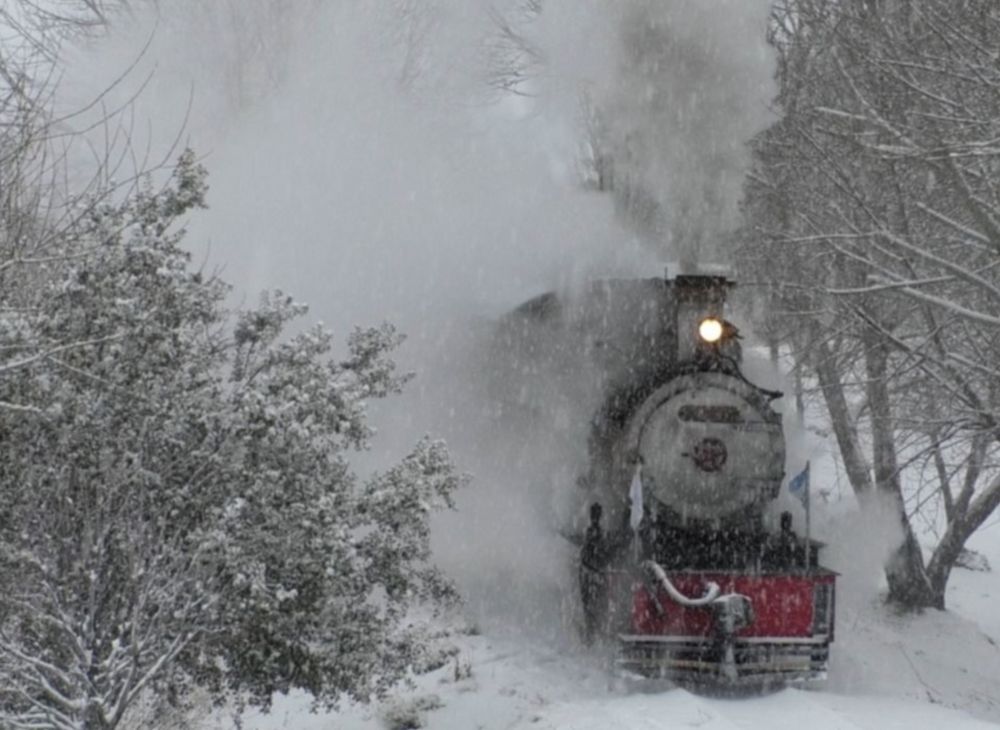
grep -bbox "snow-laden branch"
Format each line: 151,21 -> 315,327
914,202 -> 993,246
0,400 -> 44,414
0,333 -> 124,375
827,275 -> 954,296
892,286 -> 1000,328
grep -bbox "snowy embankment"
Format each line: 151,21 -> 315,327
196,362 -> 1000,730
203,540 -> 1000,730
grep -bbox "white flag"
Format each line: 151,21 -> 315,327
629,463 -> 644,530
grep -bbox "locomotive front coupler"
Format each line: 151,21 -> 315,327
642,559 -> 756,680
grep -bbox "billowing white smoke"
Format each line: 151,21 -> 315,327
56,1 -> 777,641
58,1 -> 659,334
529,0 -> 776,267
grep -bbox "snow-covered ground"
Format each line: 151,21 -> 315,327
190,354 -> 1000,730
198,417 -> 1000,730
201,532 -> 1000,730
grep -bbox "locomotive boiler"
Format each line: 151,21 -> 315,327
496,272 -> 835,686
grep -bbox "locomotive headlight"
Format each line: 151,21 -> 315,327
698,317 -> 724,344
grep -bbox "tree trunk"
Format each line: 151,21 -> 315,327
884,510 -> 940,608
863,331 -> 938,609
86,702 -> 114,730
812,338 -> 873,493
926,472 -> 1000,606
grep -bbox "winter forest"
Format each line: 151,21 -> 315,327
1,1 -> 1000,729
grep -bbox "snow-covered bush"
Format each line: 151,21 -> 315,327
379,693 -> 445,730
0,152 -> 461,729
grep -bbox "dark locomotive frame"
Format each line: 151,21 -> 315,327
506,272 -> 837,687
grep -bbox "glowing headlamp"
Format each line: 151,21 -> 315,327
698,317 -> 724,344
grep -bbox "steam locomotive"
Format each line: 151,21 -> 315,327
496,273 -> 835,686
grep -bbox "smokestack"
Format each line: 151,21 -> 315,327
674,274 -> 732,362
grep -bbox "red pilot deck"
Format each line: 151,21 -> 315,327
611,569 -> 836,685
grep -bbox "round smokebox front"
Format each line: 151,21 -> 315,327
632,382 -> 783,521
